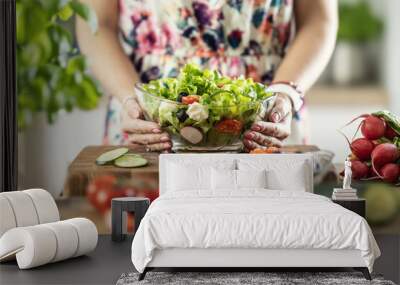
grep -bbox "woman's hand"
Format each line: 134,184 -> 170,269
243,93 -> 292,152
121,98 -> 171,152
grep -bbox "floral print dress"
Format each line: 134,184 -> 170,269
103,0 -> 307,145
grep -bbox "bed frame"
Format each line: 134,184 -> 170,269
138,154 -> 371,281
140,248 -> 371,280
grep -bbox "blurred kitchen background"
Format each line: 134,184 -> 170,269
16,0 -> 400,234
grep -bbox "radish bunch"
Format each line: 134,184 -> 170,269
341,110 -> 400,184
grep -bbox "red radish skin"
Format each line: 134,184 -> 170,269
350,138 -> 375,161
371,143 -> 400,168
368,166 -> 380,178
379,163 -> 400,183
351,161 -> 369,179
371,143 -> 400,180
385,126 -> 399,140
361,115 -> 386,140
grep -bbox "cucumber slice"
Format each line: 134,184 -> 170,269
114,154 -> 148,168
96,147 -> 129,165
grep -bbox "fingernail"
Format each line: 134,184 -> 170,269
152,128 -> 161,133
165,142 -> 171,148
272,112 -> 281,122
251,125 -> 261,131
160,136 -> 169,142
245,132 -> 254,139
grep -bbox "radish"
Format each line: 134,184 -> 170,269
361,115 -> 386,140
371,143 -> 400,180
368,166 -> 379,178
180,126 -> 203,144
379,163 -> 400,183
385,126 -> 399,140
351,160 -> 369,179
371,143 -> 400,168
350,138 -> 374,161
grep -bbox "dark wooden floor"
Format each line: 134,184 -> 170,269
0,235 -> 134,285
0,235 -> 398,285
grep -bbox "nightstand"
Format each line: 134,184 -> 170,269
332,198 -> 366,218
111,197 -> 150,242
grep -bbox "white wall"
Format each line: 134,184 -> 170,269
383,0 -> 400,114
20,99 -> 107,197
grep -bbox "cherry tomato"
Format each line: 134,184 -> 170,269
182,95 -> 200,105
215,119 -> 243,134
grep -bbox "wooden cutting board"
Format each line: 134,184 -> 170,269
64,144 -> 319,197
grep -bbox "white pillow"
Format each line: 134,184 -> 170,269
211,169 -> 268,190
237,158 -> 310,192
167,160 -> 236,192
266,168 -> 307,191
211,168 -> 237,190
236,169 -> 267,189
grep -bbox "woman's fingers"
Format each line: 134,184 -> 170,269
251,119 -> 291,140
244,131 -> 283,148
245,94 -> 293,149
121,98 -> 162,134
122,118 -> 161,134
243,138 -> 263,151
145,142 -> 172,152
268,93 -> 293,123
124,98 -> 143,119
128,132 -> 170,145
120,97 -> 171,151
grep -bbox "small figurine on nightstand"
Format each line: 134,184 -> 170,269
343,159 -> 352,190
332,158 -> 358,200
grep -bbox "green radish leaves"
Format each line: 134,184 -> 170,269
373,110 -> 400,137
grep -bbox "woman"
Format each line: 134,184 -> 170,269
77,0 -> 337,151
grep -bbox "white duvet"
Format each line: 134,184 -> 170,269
131,190 -> 380,273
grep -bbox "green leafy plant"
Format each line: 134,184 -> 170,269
17,0 -> 102,129
338,1 -> 383,43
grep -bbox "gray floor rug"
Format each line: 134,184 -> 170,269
116,272 -> 396,285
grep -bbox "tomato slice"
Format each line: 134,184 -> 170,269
250,147 -> 281,154
215,119 -> 243,134
182,95 -> 200,105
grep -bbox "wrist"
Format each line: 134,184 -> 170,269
120,95 -> 136,109
266,81 -> 304,112
277,92 -> 293,109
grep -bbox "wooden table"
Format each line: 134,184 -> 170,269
64,145 -> 159,197
64,145 -> 319,197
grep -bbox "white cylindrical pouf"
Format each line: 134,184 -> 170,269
24,189 -> 59,224
0,192 -> 39,227
43,221 -> 79,262
0,196 -> 17,237
64,218 -> 98,257
0,226 -> 57,269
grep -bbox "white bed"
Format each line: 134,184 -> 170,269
131,154 -> 380,280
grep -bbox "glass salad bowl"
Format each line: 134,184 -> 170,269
135,83 -> 276,152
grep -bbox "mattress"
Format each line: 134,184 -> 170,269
131,190 -> 380,273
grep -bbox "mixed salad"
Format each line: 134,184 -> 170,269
138,64 -> 274,146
